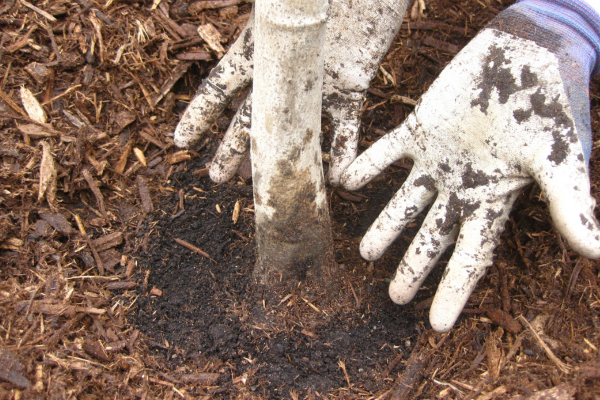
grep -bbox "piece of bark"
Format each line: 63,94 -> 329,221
151,62 -> 191,107
337,191 -> 363,202
38,141 -> 57,209
0,348 -> 31,389
391,334 -> 432,400
46,314 -> 85,347
486,308 -> 522,334
193,167 -> 209,178
422,36 -> 459,54
0,88 -> 29,117
133,148 -> 147,168
127,329 -> 139,354
105,340 -> 127,352
25,62 -> 51,85
82,340 -> 110,362
139,128 -> 166,149
18,123 -> 57,138
125,259 -> 137,279
40,212 -> 75,235
16,301 -> 74,316
75,214 -> 105,275
137,175 -> 154,213
175,52 -> 212,61
99,249 -> 121,270
82,169 -> 108,219
106,281 -> 137,290
91,232 -> 123,252
509,383 -> 576,400
113,111 -> 136,135
197,23 -> 225,57
179,372 -> 221,385
168,150 -> 192,164
20,87 -> 46,123
400,20 -> 475,35
115,139 -> 134,175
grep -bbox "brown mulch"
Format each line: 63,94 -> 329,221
1,0 -> 599,398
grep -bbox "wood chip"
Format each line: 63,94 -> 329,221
300,329 -> 317,339
232,199 -> 241,224
150,287 -> 163,296
197,23 -> 225,57
113,111 -> 136,135
137,175 -> 154,213
126,259 -> 136,279
193,167 -> 209,178
179,372 -> 220,385
38,141 -> 57,208
25,62 -> 51,85
18,123 -> 56,138
20,87 -> 46,123
0,348 -> 31,389
82,169 -> 108,219
509,383 -> 575,400
133,147 -> 147,168
91,231 -> 123,252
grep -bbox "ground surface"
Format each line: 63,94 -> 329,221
0,0 -> 599,399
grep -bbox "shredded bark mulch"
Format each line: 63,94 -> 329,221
1,0 -> 599,398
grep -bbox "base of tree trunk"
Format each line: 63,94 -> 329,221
253,213 -> 337,290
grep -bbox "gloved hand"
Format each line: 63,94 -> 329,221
342,0 -> 600,332
174,0 -> 408,186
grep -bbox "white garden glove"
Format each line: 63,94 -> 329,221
174,0 -> 408,186
342,0 -> 600,332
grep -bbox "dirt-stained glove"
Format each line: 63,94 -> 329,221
174,0 -> 408,186
342,0 -> 600,332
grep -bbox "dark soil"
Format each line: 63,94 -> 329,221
134,151 -> 425,397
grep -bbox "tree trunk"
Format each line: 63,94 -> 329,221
251,0 -> 335,286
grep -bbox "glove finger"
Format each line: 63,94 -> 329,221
341,116 -> 417,191
174,7 -> 255,148
388,196 -> 460,305
324,89 -> 364,186
360,168 -> 436,261
530,148 -> 600,259
209,93 -> 252,183
429,196 -> 517,332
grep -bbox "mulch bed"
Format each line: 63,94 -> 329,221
1,0 -> 599,398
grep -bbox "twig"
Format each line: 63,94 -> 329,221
0,89 -> 28,117
390,333 -> 433,400
20,0 -> 56,22
174,238 -> 214,261
518,315 -> 572,374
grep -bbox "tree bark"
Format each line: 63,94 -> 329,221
251,0 -> 335,285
